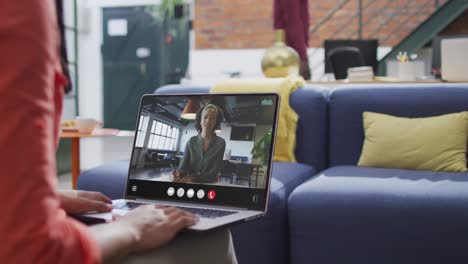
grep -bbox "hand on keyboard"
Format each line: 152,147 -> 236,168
113,204 -> 198,252
114,202 -> 235,219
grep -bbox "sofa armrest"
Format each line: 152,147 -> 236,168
155,84 -> 210,94
290,85 -> 329,171
77,160 -> 129,199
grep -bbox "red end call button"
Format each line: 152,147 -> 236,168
207,190 -> 216,200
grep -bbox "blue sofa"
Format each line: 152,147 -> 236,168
289,84 -> 468,264
78,83 -> 468,264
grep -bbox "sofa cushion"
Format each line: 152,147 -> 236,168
329,84 -> 468,167
289,165 -> 468,264
77,160 -> 129,199
232,161 -> 315,264
358,111 -> 468,172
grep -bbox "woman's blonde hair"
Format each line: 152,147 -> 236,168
195,104 -> 223,132
202,104 -> 219,118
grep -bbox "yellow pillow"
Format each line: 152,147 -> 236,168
358,111 -> 468,172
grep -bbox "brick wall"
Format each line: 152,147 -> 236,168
194,0 -> 273,49
194,0 -> 449,49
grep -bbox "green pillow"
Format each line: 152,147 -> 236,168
358,111 -> 468,172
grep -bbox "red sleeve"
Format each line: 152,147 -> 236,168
0,1 -> 100,263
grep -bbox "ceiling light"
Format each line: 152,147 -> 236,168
180,98 -> 200,120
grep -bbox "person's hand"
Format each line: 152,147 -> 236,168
115,205 -> 198,253
58,190 -> 113,214
171,170 -> 181,182
173,175 -> 193,183
172,171 -> 191,183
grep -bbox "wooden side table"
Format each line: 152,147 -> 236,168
60,128 -> 134,189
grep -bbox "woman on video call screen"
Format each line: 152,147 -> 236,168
129,94 -> 276,189
172,104 -> 226,183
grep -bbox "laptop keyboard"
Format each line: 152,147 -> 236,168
113,201 -> 236,219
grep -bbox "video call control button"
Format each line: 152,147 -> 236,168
177,188 -> 185,197
167,187 -> 175,197
197,189 -> 205,199
208,190 -> 216,200
187,189 -> 195,198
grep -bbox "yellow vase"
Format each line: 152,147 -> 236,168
261,29 -> 300,78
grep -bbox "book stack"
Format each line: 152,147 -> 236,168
347,66 -> 374,81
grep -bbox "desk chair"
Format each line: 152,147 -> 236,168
327,47 -> 365,80
219,160 -> 236,184
235,163 -> 254,187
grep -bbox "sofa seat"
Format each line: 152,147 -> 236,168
289,165 -> 468,264
232,161 -> 315,264
77,160 -> 129,199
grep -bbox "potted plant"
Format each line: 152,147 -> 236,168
251,129 -> 273,187
144,0 -> 186,21
160,0 -> 186,19
251,129 -> 273,166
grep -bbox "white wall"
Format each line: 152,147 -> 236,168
184,47 -> 393,86
178,122 -> 196,152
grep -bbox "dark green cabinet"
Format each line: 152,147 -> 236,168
102,6 -> 189,130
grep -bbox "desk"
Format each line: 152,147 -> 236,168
60,128 -> 134,189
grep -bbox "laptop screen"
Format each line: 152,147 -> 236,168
126,93 -> 279,210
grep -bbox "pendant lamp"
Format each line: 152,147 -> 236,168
180,98 -> 200,120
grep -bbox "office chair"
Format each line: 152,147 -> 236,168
327,47 -> 365,80
219,160 -> 236,184
235,163 -> 254,187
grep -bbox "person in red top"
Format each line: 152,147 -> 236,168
274,0 -> 311,80
0,1 -> 236,263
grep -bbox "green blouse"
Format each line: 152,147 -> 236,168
178,134 -> 226,183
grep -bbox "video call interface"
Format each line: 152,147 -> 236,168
127,94 -> 278,206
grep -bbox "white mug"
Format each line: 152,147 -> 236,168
75,117 -> 100,133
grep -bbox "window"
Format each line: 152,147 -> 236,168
135,115 -> 150,147
63,0 -> 78,107
148,120 -> 179,151
135,117 -> 180,150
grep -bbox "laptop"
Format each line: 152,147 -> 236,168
83,93 -> 280,231
441,37 -> 468,82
